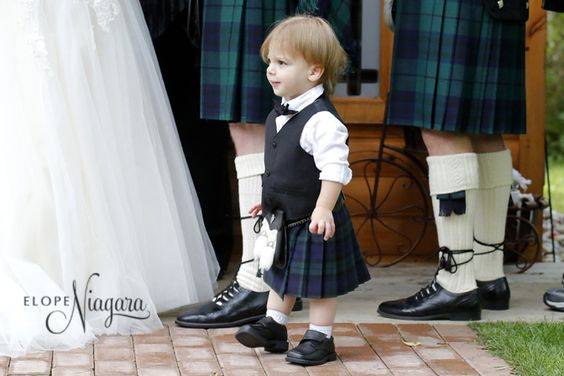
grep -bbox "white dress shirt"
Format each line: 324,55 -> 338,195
276,84 -> 352,185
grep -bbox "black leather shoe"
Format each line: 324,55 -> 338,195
286,330 -> 337,366
175,279 -> 303,328
377,280 -> 481,321
477,277 -> 510,310
235,316 -> 288,353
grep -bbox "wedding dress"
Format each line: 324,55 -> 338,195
0,0 -> 219,357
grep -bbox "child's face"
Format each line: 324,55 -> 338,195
265,46 -> 323,100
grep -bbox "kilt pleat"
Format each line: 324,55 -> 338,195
200,0 -> 354,124
200,0 -> 288,124
386,0 -> 526,134
263,204 -> 370,299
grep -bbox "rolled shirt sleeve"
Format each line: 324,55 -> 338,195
300,111 -> 353,185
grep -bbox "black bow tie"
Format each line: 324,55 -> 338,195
273,100 -> 298,116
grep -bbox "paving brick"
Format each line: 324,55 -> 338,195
135,351 -> 176,369
449,341 -> 513,376
223,369 -> 265,376
95,335 -> 133,348
169,327 -> 207,338
139,327 -> 170,337
94,346 -> 134,361
11,351 -> 52,362
213,340 -> 256,355
95,360 -> 136,375
134,333 -> 172,345
136,336 -> 172,345
51,367 -> 94,376
390,368 -> 437,376
175,347 -> 216,362
178,359 -> 221,374
208,327 -> 238,337
338,346 -> 390,375
8,359 -> 51,374
137,366 -> 181,376
135,343 -> 174,355
335,335 -> 368,347
305,362 -> 350,376
173,335 -> 213,347
217,353 -> 262,369
333,326 -> 390,375
254,349 -> 308,375
397,324 -> 479,376
358,324 -> 429,370
52,351 -> 93,368
61,345 -> 93,355
434,325 -> 478,343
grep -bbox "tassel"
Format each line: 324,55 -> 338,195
437,190 -> 467,216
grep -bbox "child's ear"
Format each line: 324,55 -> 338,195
308,64 -> 324,83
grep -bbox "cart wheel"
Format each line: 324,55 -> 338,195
504,215 -> 541,273
347,154 -> 430,267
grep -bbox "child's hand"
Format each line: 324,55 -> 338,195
248,202 -> 262,218
309,206 -> 335,241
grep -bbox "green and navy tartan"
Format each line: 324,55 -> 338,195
263,203 -> 371,299
386,0 -> 526,135
200,0 -> 354,124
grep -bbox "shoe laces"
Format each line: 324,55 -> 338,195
436,247 -> 474,275
413,280 -> 439,301
212,279 -> 241,306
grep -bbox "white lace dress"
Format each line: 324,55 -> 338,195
0,0 -> 219,357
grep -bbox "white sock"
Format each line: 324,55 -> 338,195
309,324 -> 332,338
428,153 -> 479,294
266,309 -> 288,325
234,153 -> 270,292
474,149 -> 513,282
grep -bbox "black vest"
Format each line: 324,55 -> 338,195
262,95 -> 344,221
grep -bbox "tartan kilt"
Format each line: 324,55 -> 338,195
386,0 -> 526,135
263,202 -> 371,299
200,0 -> 354,124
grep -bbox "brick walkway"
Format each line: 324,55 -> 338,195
0,323 -> 513,376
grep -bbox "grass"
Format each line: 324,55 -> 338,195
470,322 -> 564,376
545,160 -> 564,212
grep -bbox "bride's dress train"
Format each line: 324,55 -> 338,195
0,0 -> 219,357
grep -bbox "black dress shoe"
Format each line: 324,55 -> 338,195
286,330 -> 337,366
477,277 -> 510,310
175,279 -> 303,328
377,280 -> 481,321
235,316 -> 288,353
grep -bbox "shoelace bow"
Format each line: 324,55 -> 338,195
436,246 -> 474,275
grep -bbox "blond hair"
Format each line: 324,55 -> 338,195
260,15 -> 348,95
